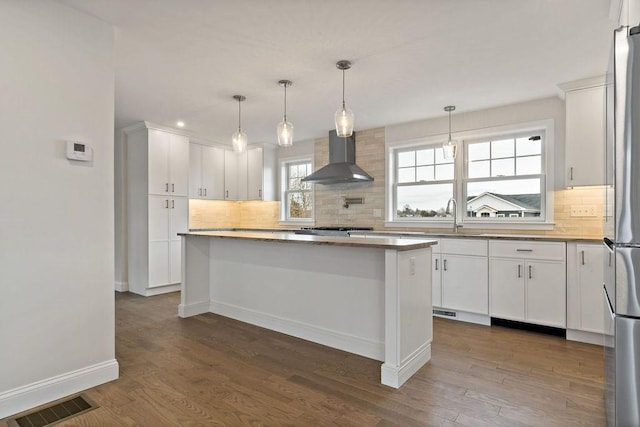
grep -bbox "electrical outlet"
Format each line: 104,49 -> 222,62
570,205 -> 597,217
373,208 -> 382,218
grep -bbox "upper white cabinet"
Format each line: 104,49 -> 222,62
224,150 -> 247,201
567,242 -> 605,344
489,240 -> 566,328
189,143 -> 224,200
563,82 -> 606,187
436,239 -> 489,316
148,129 -> 189,196
125,122 -> 189,296
247,146 -> 277,201
611,0 -> 640,27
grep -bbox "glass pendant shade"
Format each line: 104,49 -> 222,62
232,129 -> 247,153
442,139 -> 457,160
277,119 -> 294,147
231,95 -> 247,153
442,105 -> 457,160
277,80 -> 294,147
335,105 -> 354,137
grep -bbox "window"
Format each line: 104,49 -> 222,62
281,159 -> 313,221
465,133 -> 543,220
387,120 -> 553,229
395,145 -> 454,219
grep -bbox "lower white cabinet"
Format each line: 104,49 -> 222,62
567,243 -> 605,343
489,241 -> 566,328
147,195 -> 188,288
433,239 -> 489,316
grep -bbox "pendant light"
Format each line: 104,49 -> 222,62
334,60 -> 354,137
232,95 -> 247,153
442,105 -> 457,160
277,80 -> 293,147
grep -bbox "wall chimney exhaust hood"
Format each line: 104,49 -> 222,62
301,130 -> 374,184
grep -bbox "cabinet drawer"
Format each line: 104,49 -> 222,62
440,238 -> 487,256
489,240 -> 566,261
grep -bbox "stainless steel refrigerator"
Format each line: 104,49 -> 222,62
604,23 -> 640,427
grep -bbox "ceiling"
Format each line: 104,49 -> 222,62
59,0 -> 617,146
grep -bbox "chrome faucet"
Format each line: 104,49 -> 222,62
446,197 -> 463,233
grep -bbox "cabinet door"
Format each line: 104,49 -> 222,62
148,129 -> 170,195
202,146 -> 225,199
247,147 -> 263,200
189,143 -> 203,198
169,134 -> 189,196
149,241 -> 170,288
565,85 -> 605,186
526,260 -> 566,328
441,255 -> 488,314
490,258 -> 525,321
577,244 -> 605,333
148,195 -> 169,241
432,254 -> 442,307
168,196 -> 187,286
224,150 -> 238,200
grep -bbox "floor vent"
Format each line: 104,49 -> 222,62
433,309 -> 456,317
8,395 -> 97,427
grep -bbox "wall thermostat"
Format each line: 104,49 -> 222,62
66,141 -> 93,161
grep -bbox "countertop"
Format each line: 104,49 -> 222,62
188,228 -> 602,243
180,231 -> 438,251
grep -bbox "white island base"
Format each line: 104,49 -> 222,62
179,232 -> 434,388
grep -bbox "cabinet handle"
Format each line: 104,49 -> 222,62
581,250 -> 585,265
198,188 -> 202,196
529,265 -> 533,279
518,264 -> 521,278
171,200 -> 175,209
609,252 -> 612,267
259,189 -> 262,198
516,249 -> 533,252
226,190 -> 229,198
204,188 -> 207,197
570,167 -> 574,181
443,259 -> 448,271
165,183 -> 169,192
165,199 -> 169,208
172,183 -> 175,193
435,259 -> 438,271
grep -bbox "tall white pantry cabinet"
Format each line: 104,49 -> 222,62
125,122 -> 189,296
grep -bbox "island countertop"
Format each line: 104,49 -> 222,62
179,230 -> 437,251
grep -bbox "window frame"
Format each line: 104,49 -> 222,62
279,156 -> 314,224
385,120 -> 555,230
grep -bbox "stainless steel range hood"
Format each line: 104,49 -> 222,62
301,130 -> 374,184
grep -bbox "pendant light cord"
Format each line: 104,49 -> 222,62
283,83 -> 287,121
448,109 -> 452,140
238,98 -> 242,132
342,69 -> 346,109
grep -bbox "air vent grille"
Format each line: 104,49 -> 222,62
433,309 -> 457,317
8,395 -> 97,427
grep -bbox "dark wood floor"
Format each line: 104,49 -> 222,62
13,291 -> 607,426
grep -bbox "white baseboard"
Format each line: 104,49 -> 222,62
0,359 -> 119,419
381,341 -> 432,388
178,301 -> 209,318
209,301 -> 384,361
129,283 -> 181,297
114,281 -> 129,292
567,329 -> 604,346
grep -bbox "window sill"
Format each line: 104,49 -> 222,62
385,220 -> 555,231
279,219 -> 315,226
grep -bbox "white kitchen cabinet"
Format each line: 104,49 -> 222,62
489,240 -> 566,328
224,149 -> 247,200
148,128 -> 189,196
247,146 -> 277,200
612,0 -> 640,27
564,83 -> 606,187
567,242 -> 605,344
189,143 -> 224,199
431,242 -> 442,307
125,122 -> 189,296
434,239 -> 489,316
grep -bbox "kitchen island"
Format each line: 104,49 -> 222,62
178,231 -> 437,388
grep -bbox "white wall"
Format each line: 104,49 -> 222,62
0,1 -> 117,418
